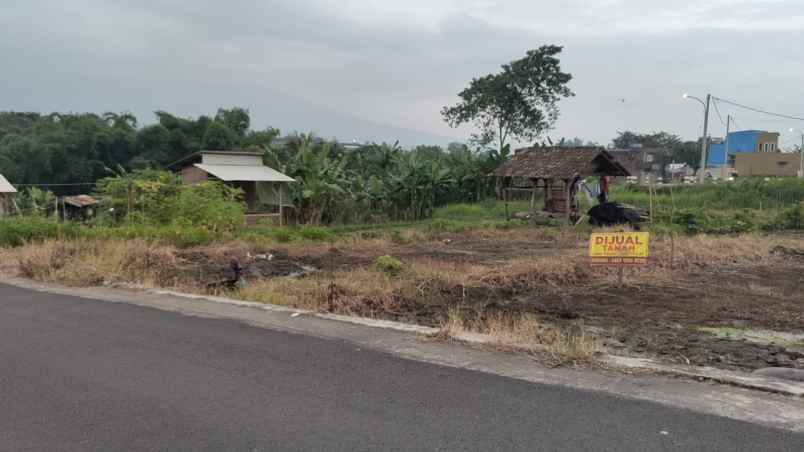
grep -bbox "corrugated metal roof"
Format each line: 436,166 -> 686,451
493,147 -> 630,179
64,195 -> 99,208
0,174 -> 17,193
195,164 -> 295,182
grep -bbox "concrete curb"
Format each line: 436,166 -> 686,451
606,356 -> 804,397
150,289 -> 441,336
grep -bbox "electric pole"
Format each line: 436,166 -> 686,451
725,115 -> 731,176
698,94 -> 711,182
789,128 -> 804,179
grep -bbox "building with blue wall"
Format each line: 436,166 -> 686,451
707,130 -> 780,166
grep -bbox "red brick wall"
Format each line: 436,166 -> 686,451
181,166 -> 208,185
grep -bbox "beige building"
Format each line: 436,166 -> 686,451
756,132 -> 781,153
734,153 -> 802,177
169,151 -> 295,224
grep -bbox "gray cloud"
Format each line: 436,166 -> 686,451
2,0 -> 803,147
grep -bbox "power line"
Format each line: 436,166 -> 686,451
711,99 -> 727,128
14,182 -> 97,187
713,96 -> 804,122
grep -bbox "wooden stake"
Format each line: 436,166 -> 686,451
279,185 -> 284,227
670,233 -> 675,270
564,179 -> 571,224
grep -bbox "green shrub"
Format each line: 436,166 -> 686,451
433,204 -> 485,220
0,217 -> 81,247
763,203 -> 804,231
671,209 -> 758,235
375,255 -> 403,275
433,200 -> 533,222
271,228 -> 295,243
297,226 -> 332,241
428,218 -> 469,234
83,224 -> 218,248
95,171 -> 245,231
389,229 -> 409,244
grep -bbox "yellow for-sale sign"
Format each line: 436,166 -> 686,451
589,232 -> 649,266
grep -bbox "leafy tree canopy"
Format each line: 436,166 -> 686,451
442,45 -> 574,153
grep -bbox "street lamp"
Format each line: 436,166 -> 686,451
789,128 -> 804,178
683,93 -> 712,182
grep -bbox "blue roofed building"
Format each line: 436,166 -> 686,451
707,130 -> 780,166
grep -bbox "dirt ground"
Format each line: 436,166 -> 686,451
5,229 -> 801,372
163,230 -> 804,372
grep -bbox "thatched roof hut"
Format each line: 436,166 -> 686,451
492,147 -> 630,221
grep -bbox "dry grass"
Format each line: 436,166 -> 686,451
7,239 -> 178,287
442,308 -> 601,365
234,276 -> 330,310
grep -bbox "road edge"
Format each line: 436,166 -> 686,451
2,276 -> 804,432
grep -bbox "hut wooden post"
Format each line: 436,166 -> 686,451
530,178 -> 538,209
279,186 -> 284,226
504,177 -> 511,221
564,178 -> 571,223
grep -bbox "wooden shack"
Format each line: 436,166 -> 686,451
492,147 -> 630,222
0,174 -> 17,217
62,195 -> 99,221
168,151 -> 295,225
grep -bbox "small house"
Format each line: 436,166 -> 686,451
0,174 -> 17,217
169,151 -> 295,225
492,147 -> 630,222
62,195 -> 99,221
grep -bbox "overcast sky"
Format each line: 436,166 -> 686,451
2,0 -> 804,147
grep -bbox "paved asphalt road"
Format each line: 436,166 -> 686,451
1,284 -> 802,451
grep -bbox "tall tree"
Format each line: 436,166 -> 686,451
442,45 -> 574,154
612,131 -> 700,172
202,122 -> 237,150
215,107 -> 250,138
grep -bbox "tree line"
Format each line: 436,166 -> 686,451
0,108 -> 510,223
0,107 -> 703,224
0,46 -> 702,224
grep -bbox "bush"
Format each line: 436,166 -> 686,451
433,204 -> 485,220
763,203 -> 804,231
95,171 -> 245,231
375,255 -> 403,275
428,218 -> 469,234
83,224 -> 218,248
0,217 -> 81,247
671,209 -> 758,235
297,226 -> 332,241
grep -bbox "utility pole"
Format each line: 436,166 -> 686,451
724,115 -> 731,176
799,132 -> 804,179
789,128 -> 804,179
698,94 -> 711,182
